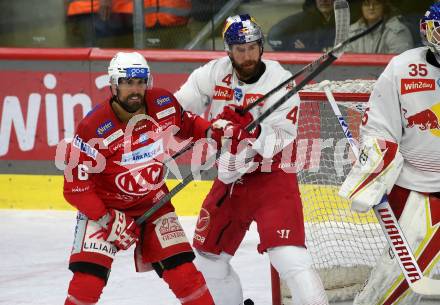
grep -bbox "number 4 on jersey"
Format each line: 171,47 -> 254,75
222,74 -> 232,86
286,106 -> 298,124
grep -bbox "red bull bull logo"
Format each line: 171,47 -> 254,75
403,106 -> 440,131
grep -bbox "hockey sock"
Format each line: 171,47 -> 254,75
162,262 -> 214,305
64,272 -> 105,305
269,246 -> 328,305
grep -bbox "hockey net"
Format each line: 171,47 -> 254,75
273,79 -> 438,304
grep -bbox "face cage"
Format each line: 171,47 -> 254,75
424,20 -> 440,55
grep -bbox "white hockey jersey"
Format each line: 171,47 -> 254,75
361,47 -> 440,192
175,56 -> 300,169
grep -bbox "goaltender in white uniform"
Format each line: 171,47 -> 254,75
175,14 -> 328,305
340,3 -> 440,305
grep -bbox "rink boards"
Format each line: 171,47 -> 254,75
0,174 -> 377,224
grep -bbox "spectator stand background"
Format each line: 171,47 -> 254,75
0,0 -> 434,50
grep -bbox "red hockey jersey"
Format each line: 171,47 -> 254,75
63,88 -> 210,220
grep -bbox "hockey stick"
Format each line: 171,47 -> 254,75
320,80 -> 440,296
134,1 -> 352,226
240,4 -> 382,115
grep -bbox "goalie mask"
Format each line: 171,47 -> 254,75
420,3 -> 440,61
222,14 -> 264,51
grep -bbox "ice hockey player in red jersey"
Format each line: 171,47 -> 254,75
62,51 -> 216,305
175,14 -> 329,305
339,3 -> 440,304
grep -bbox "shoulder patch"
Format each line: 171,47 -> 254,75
156,95 -> 173,107
96,120 -> 114,137
156,107 -> 176,119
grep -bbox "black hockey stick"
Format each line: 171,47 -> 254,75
157,1 -> 353,167
239,20 -> 382,115
321,80 -> 440,295
135,1 -> 351,225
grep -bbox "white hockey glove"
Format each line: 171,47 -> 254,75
98,209 -> 140,250
339,137 -> 403,213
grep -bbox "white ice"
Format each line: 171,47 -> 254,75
0,210 -> 271,305
1,210 -> 438,305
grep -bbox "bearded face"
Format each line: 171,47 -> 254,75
229,41 -> 263,81
114,78 -> 147,113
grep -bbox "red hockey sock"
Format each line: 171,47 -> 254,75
162,262 -> 214,305
64,272 -> 105,305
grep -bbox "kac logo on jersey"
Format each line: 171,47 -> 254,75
96,120 -> 114,137
115,162 -> 164,195
234,87 -> 243,102
126,67 -> 149,79
156,95 -> 172,107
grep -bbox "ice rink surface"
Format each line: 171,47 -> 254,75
1,210 -> 438,305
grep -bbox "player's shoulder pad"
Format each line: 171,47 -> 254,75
76,100 -> 117,141
146,87 -> 183,124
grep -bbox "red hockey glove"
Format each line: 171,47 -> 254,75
220,105 -> 260,139
98,209 -> 140,250
207,118 -> 232,149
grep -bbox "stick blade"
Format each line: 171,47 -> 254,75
410,276 -> 440,296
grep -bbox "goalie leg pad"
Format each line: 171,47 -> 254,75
65,272 -> 105,305
354,190 -> 440,305
268,246 -> 328,305
194,250 -> 243,305
162,262 -> 214,305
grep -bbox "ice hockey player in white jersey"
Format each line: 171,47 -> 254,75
339,3 -> 440,304
175,14 -> 329,305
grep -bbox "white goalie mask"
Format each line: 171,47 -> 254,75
421,3 -> 440,62
108,51 -> 153,88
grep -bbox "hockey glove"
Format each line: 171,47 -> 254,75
220,105 -> 260,139
207,118 -> 232,149
98,209 -> 140,250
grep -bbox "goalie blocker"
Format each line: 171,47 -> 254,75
339,136 -> 403,213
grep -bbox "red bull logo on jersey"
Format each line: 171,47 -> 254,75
401,78 -> 435,95
213,85 -> 233,100
403,103 -> 440,136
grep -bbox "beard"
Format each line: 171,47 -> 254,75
231,58 -> 262,81
117,93 -> 144,113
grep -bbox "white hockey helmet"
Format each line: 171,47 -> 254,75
108,51 -> 152,87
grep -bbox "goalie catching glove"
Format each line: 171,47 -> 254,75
339,137 -> 403,213
97,209 -> 140,250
